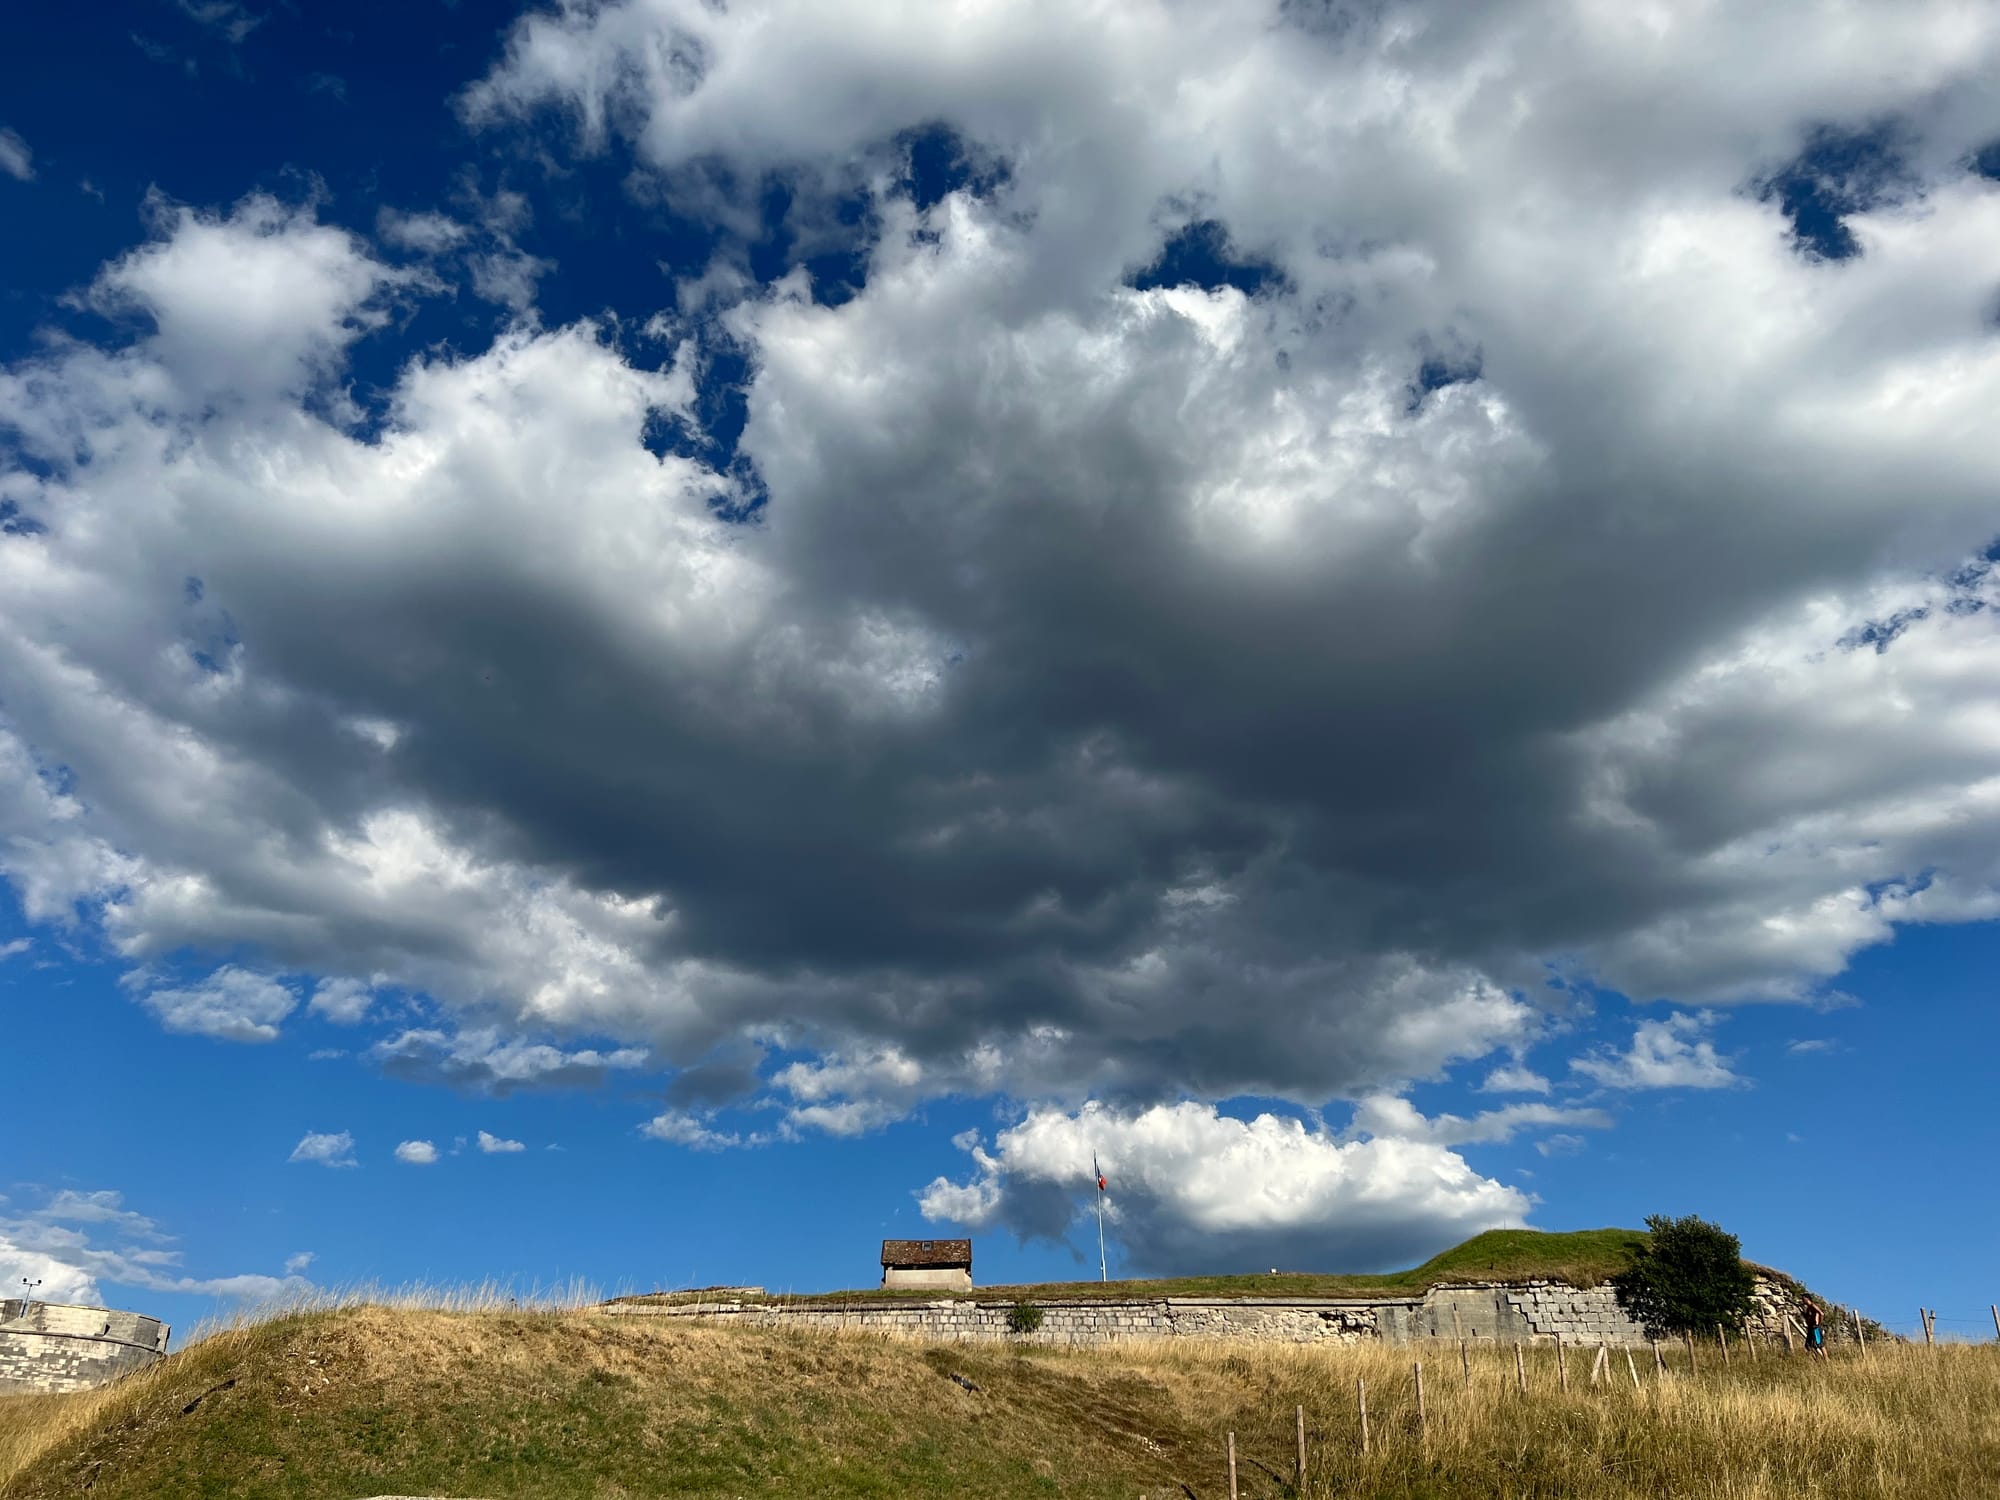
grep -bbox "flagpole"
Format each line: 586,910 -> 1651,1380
1092,1150 -> 1107,1282
1096,1187 -> 1106,1282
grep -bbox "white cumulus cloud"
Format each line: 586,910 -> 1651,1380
3,1 -> 2000,1203
1572,1013 -> 1742,1091
393,1139 -> 439,1165
475,1130 -> 525,1154
920,1100 -> 1530,1275
140,966 -> 296,1044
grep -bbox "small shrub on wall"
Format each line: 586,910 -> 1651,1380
1006,1302 -> 1044,1335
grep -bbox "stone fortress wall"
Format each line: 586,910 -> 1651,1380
0,1300 -> 172,1395
603,1274 -> 1832,1351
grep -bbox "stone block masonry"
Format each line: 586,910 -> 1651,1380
601,1275 -> 1818,1352
0,1300 -> 171,1394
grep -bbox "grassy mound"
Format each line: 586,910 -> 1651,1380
4,1304 -> 1995,1499
617,1227 -> 1654,1306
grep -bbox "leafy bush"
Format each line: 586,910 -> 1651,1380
1612,1213 -> 1756,1338
1005,1302 -> 1044,1335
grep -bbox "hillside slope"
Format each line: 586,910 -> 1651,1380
6,1300 -> 1996,1499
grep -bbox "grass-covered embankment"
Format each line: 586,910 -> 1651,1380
613,1227 -> 1653,1306
5,1299 -> 1995,1499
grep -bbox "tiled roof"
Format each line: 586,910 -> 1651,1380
880,1238 -> 972,1268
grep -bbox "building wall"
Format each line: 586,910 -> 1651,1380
0,1301 -> 171,1395
604,1275 -> 1821,1351
881,1267 -> 974,1292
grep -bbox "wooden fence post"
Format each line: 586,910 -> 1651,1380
1685,1330 -> 1698,1374
1415,1361 -> 1426,1437
1991,1305 -> 1999,1342
1227,1431 -> 1238,1500
1295,1404 -> 1306,1490
1557,1335 -> 1568,1393
1515,1343 -> 1527,1394
1453,1304 -> 1464,1344
1591,1343 -> 1608,1384
1625,1347 -> 1642,1391
1852,1308 -> 1866,1354
1357,1376 -> 1369,1456
1921,1308 -> 1935,1348
1460,1338 -> 1471,1393
1652,1338 -> 1665,1377
1746,1324 -> 1758,1362
1781,1319 -> 1794,1355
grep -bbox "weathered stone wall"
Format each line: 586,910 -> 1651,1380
881,1267 -> 974,1292
603,1294 -> 1399,1345
0,1300 -> 171,1395
603,1274 -> 1819,1351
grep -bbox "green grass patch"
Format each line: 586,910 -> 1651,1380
615,1227 -> 1653,1307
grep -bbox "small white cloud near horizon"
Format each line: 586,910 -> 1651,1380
1572,1013 -> 1741,1091
0,938 -> 30,961
394,1139 -> 440,1165
283,1251 -> 315,1275
3,1187 -> 310,1307
475,1130 -> 525,1154
289,1130 -> 357,1168
0,127 -> 33,182
920,1100 -> 1531,1276
1786,1038 -> 1836,1055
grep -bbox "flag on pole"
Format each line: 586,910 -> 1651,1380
1093,1151 -> 1106,1193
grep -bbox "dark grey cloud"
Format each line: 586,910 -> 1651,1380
4,2 -> 2000,1180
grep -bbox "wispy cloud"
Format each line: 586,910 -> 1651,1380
289,1130 -> 358,1168
1,1187 -> 309,1306
1476,1064 -> 1551,1096
0,127 -> 34,182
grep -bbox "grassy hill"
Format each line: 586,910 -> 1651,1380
613,1226 -> 1653,1306
5,1299 -> 1996,1499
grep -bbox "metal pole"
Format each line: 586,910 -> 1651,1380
1096,1190 -> 1107,1282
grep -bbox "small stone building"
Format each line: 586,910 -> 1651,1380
881,1238 -> 973,1292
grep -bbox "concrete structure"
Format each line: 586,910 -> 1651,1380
880,1238 -> 973,1292
0,1300 -> 171,1394
605,1273 -> 1829,1351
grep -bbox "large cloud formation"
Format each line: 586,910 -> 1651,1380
6,0 -> 2000,1259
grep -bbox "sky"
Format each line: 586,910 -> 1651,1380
2,0 -> 1999,1347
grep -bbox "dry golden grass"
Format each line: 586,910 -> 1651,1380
2,1300 -> 1994,1498
1099,1335 -> 2000,1498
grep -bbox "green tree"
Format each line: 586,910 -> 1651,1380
1611,1213 -> 1756,1338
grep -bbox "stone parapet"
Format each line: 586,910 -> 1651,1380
0,1300 -> 171,1395
602,1274 -> 1823,1351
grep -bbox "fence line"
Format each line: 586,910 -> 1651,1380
1215,1329 -> 1990,1491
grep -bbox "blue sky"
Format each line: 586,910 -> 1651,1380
3,0 -> 2000,1347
